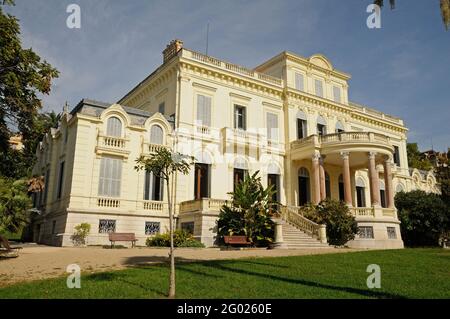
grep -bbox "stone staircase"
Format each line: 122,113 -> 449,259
282,222 -> 330,249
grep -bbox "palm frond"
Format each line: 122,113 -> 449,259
441,0 -> 450,30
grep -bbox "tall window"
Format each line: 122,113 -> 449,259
56,161 -> 65,199
379,181 -> 386,208
98,157 -> 122,197
106,116 -> 122,137
194,163 -> 210,199
325,172 -> 331,199
338,174 -> 345,202
298,167 -> 311,205
266,113 -> 278,141
335,121 -> 345,133
158,102 -> 165,114
234,105 -> 246,130
268,163 -> 281,203
150,125 -> 164,145
315,79 -> 323,97
295,73 -> 304,91
393,146 -> 401,166
144,171 -> 163,201
196,95 -> 212,127
356,177 -> 366,208
317,116 -> 327,136
296,111 -> 308,139
233,168 -> 246,192
333,86 -> 341,102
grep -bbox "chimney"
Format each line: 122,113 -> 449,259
162,39 -> 183,63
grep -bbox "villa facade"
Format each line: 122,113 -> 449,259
31,40 -> 439,249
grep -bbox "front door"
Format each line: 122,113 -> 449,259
298,176 -> 310,206
194,163 -> 210,199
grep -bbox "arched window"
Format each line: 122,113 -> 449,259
106,116 -> 122,137
317,116 -> 327,136
325,172 -> 331,199
298,167 -> 311,205
356,177 -> 366,207
379,181 -> 386,208
150,125 -> 164,145
338,174 -> 345,201
335,121 -> 344,133
296,111 -> 308,139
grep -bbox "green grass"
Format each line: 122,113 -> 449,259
0,249 -> 449,299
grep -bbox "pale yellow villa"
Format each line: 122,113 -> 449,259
31,40 -> 439,249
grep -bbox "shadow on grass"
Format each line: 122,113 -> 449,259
190,260 -> 407,299
85,269 -> 166,297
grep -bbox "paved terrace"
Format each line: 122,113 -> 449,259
0,244 -> 361,287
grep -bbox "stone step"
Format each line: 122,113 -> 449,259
279,222 -> 329,248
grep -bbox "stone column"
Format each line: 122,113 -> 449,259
270,218 -> 288,249
368,152 -> 381,206
312,153 -> 321,204
383,156 -> 395,208
341,152 -> 352,206
319,156 -> 326,201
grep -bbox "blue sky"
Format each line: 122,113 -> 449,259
5,0 -> 450,151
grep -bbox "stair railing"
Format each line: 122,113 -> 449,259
281,206 -> 327,243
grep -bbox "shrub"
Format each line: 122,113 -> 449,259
395,190 -> 450,247
71,223 -> 91,246
304,199 -> 358,246
146,229 -> 205,248
217,171 -> 276,247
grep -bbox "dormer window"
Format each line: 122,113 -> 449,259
106,117 -> 122,137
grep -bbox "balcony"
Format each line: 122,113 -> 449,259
350,207 -> 397,220
95,134 -> 130,158
179,198 -> 229,214
290,132 -> 394,163
141,142 -> 169,156
221,127 -> 262,150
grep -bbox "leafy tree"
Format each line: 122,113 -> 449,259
407,143 -> 433,171
135,148 -> 193,298
0,1 -> 59,170
434,149 -> 450,206
304,199 -> 358,246
217,171 -> 276,246
0,176 -> 32,234
395,190 -> 450,246
374,0 -> 450,30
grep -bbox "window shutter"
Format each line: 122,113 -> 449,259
98,157 -> 122,197
295,73 -> 304,91
204,96 -> 211,126
107,117 -> 122,137
333,86 -> 341,102
150,125 -> 164,144
315,79 -> 323,97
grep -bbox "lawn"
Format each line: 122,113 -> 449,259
0,248 -> 449,298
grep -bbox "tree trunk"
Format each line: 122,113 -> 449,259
166,177 -> 176,298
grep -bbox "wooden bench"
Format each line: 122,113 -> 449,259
223,235 -> 251,247
0,235 -> 22,258
108,233 -> 137,248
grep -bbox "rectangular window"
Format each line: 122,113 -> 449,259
145,222 -> 161,235
295,73 -> 304,91
144,171 -> 164,201
387,227 -> 397,239
359,226 -> 374,239
99,219 -> 116,233
333,86 -> 341,102
234,105 -> 246,130
194,163 -> 210,199
266,113 -> 279,141
52,220 -> 56,234
393,146 -> 401,166
44,168 -> 50,204
268,174 -> 280,202
98,157 -> 122,197
181,222 -> 194,234
196,95 -> 211,127
315,79 -> 323,97
297,119 -> 307,139
158,102 -> 165,114
56,161 -> 65,199
317,124 -> 327,136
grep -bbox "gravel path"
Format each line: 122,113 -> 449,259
0,244 -> 359,287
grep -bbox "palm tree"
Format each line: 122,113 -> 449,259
374,0 -> 450,30
135,148 -> 193,298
